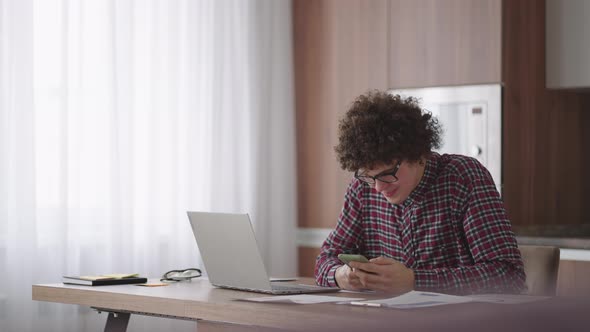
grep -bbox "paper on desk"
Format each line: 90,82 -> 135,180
339,289 -> 376,294
240,294 -> 362,304
466,293 -> 551,304
350,291 -> 473,309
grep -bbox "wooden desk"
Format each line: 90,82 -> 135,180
32,278 -> 590,332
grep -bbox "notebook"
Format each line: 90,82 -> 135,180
187,211 -> 340,295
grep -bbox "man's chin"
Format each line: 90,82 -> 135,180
385,196 -> 401,205
384,192 -> 409,205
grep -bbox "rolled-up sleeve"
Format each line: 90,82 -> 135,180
315,181 -> 365,287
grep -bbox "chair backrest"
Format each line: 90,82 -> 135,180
518,245 -> 560,296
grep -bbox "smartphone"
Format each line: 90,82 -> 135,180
338,254 -> 369,265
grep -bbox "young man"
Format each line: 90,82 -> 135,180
315,91 -> 526,295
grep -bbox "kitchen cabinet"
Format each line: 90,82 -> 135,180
546,0 -> 590,89
558,259 -> 590,296
387,0 -> 501,88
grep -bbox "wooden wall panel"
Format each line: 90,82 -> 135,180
294,0 -> 390,230
388,0 -> 501,88
501,0 -> 590,235
298,247 -> 321,278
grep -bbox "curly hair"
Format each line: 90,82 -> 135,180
335,90 -> 443,171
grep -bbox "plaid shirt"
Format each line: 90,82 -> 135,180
315,153 -> 526,295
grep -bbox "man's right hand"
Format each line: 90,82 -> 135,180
335,264 -> 364,290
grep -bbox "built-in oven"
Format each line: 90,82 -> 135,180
389,84 -> 502,193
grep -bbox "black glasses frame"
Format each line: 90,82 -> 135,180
354,160 -> 402,186
160,268 -> 202,282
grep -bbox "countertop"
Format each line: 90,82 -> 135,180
517,236 -> 590,250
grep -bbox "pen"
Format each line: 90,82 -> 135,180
350,301 -> 381,307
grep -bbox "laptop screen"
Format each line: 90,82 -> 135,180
187,211 -> 273,291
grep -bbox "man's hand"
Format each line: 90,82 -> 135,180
348,256 -> 415,293
334,264 -> 364,290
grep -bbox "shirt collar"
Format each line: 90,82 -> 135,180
399,153 -> 439,208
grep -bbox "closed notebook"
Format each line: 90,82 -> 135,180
62,273 -> 147,286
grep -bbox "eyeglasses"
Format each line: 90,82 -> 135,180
354,161 -> 402,186
160,268 -> 202,282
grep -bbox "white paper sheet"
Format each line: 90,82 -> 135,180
338,289 -> 376,294
349,291 -> 552,309
466,293 -> 551,304
240,294 -> 363,304
350,291 -> 473,309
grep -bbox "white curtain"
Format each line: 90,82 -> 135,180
0,0 -> 296,331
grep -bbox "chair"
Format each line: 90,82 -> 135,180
518,245 -> 560,296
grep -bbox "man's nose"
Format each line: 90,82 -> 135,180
374,179 -> 387,192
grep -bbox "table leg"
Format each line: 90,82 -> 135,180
103,312 -> 131,332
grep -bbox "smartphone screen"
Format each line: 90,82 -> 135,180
338,254 -> 369,265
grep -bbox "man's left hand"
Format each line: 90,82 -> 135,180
348,256 -> 415,293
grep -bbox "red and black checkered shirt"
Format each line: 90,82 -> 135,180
315,153 -> 526,294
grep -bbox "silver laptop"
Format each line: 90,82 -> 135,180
187,211 -> 340,295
